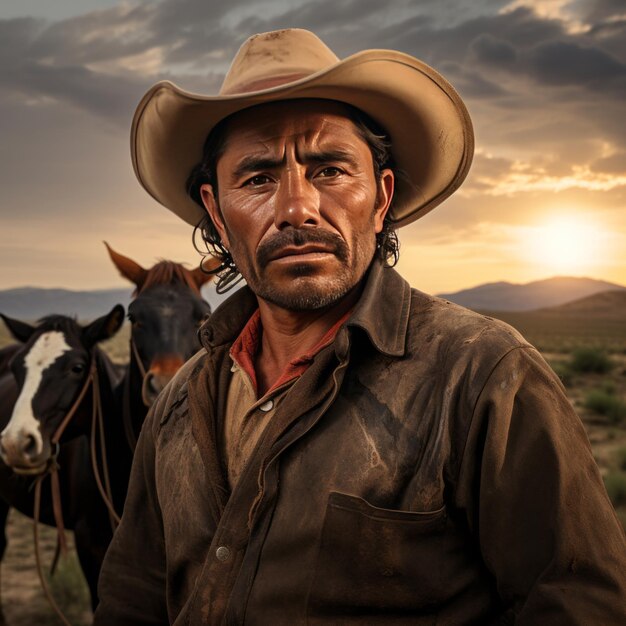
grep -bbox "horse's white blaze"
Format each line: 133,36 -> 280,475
1,331 -> 71,457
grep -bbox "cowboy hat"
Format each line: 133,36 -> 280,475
131,28 -> 474,228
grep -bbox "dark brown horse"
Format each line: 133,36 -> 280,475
104,243 -> 220,447
0,307 -> 126,609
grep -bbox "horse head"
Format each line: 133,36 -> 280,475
105,243 -> 220,406
0,306 -> 124,474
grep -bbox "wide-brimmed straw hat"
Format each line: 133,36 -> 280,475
131,28 -> 474,228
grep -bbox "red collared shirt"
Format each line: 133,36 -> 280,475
223,308 -> 351,486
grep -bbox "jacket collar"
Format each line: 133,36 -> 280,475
198,285 -> 258,350
198,258 -> 411,358
341,258 -> 411,358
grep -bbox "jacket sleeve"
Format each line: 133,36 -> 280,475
94,403 -> 168,625
457,345 -> 626,625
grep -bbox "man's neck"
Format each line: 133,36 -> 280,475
254,286 -> 360,396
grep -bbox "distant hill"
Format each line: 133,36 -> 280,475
0,286 -> 229,321
534,289 -> 626,319
1,276 -> 624,323
437,277 -> 626,312
481,289 -> 626,351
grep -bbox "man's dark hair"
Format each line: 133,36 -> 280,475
188,101 -> 400,293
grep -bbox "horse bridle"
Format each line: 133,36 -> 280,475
122,336 -> 148,453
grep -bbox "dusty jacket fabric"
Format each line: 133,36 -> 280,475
95,260 -> 626,625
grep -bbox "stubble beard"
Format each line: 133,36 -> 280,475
229,224 -> 377,312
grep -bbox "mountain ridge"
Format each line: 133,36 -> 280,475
0,276 -> 624,320
0,285 -> 227,320
437,276 -> 626,312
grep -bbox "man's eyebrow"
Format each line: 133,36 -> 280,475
302,149 -> 361,169
231,149 -> 361,180
232,155 -> 284,180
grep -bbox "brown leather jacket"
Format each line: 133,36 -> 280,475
95,260 -> 626,625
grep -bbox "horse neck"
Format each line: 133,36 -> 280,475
88,349 -> 127,454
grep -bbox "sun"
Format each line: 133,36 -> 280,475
527,217 -> 603,274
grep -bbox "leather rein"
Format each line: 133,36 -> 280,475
121,336 -> 147,453
28,354 -> 121,626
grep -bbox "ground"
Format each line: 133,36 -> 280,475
0,511 -> 91,626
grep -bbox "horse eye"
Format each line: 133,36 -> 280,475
128,314 -> 143,330
71,363 -> 86,375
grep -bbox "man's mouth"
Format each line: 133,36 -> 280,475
257,229 -> 349,269
268,244 -> 336,263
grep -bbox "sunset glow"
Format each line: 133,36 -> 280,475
526,217 -> 606,274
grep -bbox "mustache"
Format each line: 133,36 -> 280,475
257,229 -> 349,269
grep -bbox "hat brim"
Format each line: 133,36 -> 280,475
131,49 -> 474,228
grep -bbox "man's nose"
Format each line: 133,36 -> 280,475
274,170 -> 320,229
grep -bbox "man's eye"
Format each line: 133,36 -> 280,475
318,167 -> 342,178
245,175 -> 271,186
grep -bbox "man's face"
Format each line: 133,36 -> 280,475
200,100 -> 394,311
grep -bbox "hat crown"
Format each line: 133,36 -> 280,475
220,29 -> 340,96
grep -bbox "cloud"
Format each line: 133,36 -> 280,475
474,163 -> 626,195
1,0 -> 626,292
4,62 -> 147,126
573,0 -> 626,24
591,151 -> 626,174
0,17 -> 45,64
525,39 -> 626,88
470,33 -> 518,65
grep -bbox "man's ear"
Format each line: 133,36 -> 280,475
374,169 -> 395,233
200,184 -> 230,249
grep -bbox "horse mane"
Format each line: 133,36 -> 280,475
136,261 -> 201,296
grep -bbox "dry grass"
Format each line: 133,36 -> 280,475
0,510 -> 92,625
485,309 -> 626,354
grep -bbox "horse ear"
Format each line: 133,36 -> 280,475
82,305 -> 125,347
0,314 -> 36,343
104,241 -> 148,290
191,257 -> 221,288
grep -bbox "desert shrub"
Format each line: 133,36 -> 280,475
48,552 -> 91,618
584,389 -> 626,424
604,472 -> 626,508
569,347 -> 613,374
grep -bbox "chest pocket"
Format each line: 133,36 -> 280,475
306,491 -> 448,622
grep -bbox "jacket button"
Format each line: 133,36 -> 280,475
259,399 -> 273,412
215,546 -> 231,562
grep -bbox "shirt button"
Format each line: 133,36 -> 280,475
259,399 -> 274,412
215,546 -> 231,562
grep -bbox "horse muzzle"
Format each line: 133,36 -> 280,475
141,355 -> 185,406
0,430 -> 54,476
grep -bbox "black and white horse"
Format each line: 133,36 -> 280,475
0,307 -> 127,609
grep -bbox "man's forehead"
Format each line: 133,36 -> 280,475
220,100 -> 364,153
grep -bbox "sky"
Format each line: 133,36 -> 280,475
0,0 -> 624,295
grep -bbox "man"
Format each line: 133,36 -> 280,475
95,29 -> 626,624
